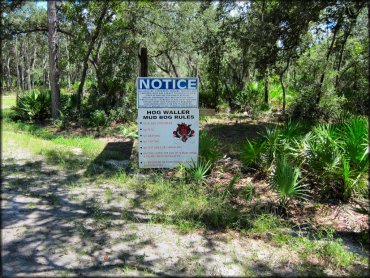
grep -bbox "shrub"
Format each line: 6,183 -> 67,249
240,139 -> 264,168
340,116 -> 368,170
306,124 -> 341,176
186,159 -> 212,185
89,109 -> 108,128
12,89 -> 51,121
234,81 -> 263,113
239,116 -> 368,203
199,131 -> 221,163
268,156 -> 308,206
259,127 -> 282,172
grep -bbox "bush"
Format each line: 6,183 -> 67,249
240,116 -> 368,203
234,81 -> 263,113
240,139 -> 264,168
199,131 -> 222,163
306,124 -> 341,178
12,89 -> 51,121
268,156 -> 308,206
186,159 -> 212,185
259,127 -> 282,172
89,109 -> 108,128
340,116 -> 368,169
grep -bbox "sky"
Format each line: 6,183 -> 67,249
35,1 -> 47,9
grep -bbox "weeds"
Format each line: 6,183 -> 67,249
186,160 -> 212,184
243,182 -> 255,201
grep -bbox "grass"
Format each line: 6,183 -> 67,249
244,213 -> 365,270
2,111 -> 106,170
1,95 -> 16,107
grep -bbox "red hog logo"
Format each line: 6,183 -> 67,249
173,123 -> 195,142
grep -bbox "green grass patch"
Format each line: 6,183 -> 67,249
2,95 -> 16,107
2,116 -> 106,160
271,229 -> 364,269
129,174 -> 250,231
319,239 -> 356,267
250,213 -> 285,233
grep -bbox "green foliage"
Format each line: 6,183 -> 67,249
319,239 -> 356,267
186,160 -> 212,185
199,131 -> 221,163
306,124 -> 341,177
222,175 -> 239,200
340,117 -> 368,169
339,158 -> 359,201
259,127 -> 282,172
12,89 -> 51,121
234,82 -> 263,112
269,157 -> 308,206
240,139 -> 264,168
143,175 -> 244,230
243,182 -> 255,201
89,109 -> 108,128
250,214 -> 283,233
242,116 -> 368,202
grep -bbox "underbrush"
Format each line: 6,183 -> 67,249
240,116 -> 368,204
8,87 -> 136,132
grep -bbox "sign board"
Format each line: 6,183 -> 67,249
137,77 -> 198,108
137,77 -> 199,168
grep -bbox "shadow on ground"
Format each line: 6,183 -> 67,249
203,121 -> 277,154
2,145 -> 368,276
86,141 -> 134,177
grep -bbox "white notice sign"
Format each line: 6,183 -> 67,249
138,108 -> 199,168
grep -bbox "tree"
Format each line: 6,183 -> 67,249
47,0 -> 61,119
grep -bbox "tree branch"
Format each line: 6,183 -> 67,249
9,27 -> 75,38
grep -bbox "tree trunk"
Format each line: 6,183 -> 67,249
26,45 -> 36,91
264,72 -> 269,104
42,57 -> 48,87
7,58 -> 12,91
90,58 -> 105,95
3,57 -> 12,91
66,40 -> 71,88
280,72 -> 286,114
335,9 -> 360,90
21,56 -> 25,91
316,15 -> 342,104
76,2 -> 108,110
31,46 -> 37,89
47,0 -> 61,119
165,51 -> 178,77
139,47 -> 148,77
279,59 -> 290,115
14,37 -> 21,101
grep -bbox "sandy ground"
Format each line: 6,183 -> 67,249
1,139 -> 367,277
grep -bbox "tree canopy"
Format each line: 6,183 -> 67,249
1,0 -> 368,120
